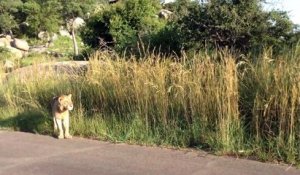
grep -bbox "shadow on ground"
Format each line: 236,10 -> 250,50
0,110 -> 52,134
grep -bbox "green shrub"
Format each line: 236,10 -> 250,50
81,0 -> 164,55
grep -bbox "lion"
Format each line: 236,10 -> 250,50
51,94 -> 73,139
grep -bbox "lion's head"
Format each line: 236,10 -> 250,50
58,94 -> 73,111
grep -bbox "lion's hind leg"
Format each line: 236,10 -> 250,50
53,117 -> 58,131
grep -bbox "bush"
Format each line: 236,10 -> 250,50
174,0 -> 295,55
81,0 -> 165,55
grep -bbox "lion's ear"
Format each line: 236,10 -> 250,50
67,94 -> 72,99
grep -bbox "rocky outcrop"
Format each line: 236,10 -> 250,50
0,35 -> 27,59
2,61 -> 89,83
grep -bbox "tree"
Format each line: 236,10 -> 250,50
22,0 -> 63,37
59,0 -> 100,56
176,0 -> 295,54
149,0 -> 196,55
149,20 -> 183,56
255,10 -> 294,52
0,0 -> 23,34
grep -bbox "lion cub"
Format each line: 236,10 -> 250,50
51,94 -> 73,139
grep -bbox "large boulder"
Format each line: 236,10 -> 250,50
12,38 -> 29,51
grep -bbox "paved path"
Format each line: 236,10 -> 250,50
0,131 -> 299,175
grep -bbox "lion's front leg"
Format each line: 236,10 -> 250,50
56,118 -> 64,139
63,116 -> 72,139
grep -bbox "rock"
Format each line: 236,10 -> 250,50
12,38 -> 29,51
52,33 -> 58,41
0,35 -> 12,48
59,27 -> 72,38
158,9 -> 173,19
38,31 -> 58,41
38,31 -> 48,40
0,36 -> 26,59
29,46 -> 48,54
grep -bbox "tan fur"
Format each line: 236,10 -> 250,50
51,94 -> 73,139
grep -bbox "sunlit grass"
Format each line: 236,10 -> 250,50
0,50 -> 299,165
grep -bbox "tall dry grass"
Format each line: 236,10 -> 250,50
0,50 -> 299,164
82,51 -> 241,150
239,52 -> 300,163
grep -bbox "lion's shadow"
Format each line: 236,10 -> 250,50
0,110 -> 52,134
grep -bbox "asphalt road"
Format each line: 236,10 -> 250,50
0,131 -> 299,175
